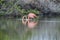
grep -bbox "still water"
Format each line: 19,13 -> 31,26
0,17 -> 60,40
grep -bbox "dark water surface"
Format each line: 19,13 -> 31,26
0,17 -> 60,40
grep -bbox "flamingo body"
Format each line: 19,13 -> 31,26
28,13 -> 37,19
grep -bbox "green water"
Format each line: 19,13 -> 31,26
0,17 -> 60,40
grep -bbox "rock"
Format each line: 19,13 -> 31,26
19,0 -> 60,13
1,0 -> 60,17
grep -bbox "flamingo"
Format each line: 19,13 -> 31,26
22,13 -> 37,28
22,13 -> 37,20
28,13 -> 37,19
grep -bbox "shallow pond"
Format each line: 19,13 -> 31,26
0,17 -> 60,40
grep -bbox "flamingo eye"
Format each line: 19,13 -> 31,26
24,17 -> 26,19
23,16 -> 28,19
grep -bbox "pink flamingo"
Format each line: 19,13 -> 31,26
28,13 -> 37,19
22,13 -> 37,28
22,13 -> 37,20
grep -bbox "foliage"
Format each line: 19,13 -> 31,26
0,0 -> 40,17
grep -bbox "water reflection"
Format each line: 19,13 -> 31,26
0,18 -> 60,40
22,16 -> 38,29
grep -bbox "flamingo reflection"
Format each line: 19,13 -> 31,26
22,13 -> 38,29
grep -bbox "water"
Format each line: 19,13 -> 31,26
0,17 -> 60,40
